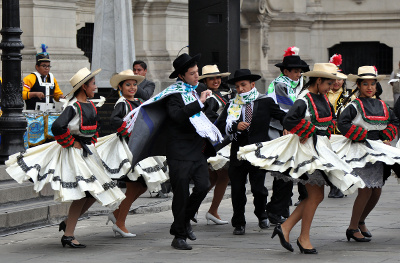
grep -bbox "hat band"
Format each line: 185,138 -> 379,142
73,72 -> 93,88
358,73 -> 377,77
203,72 -> 222,76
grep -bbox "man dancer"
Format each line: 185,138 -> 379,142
216,69 -> 286,235
266,46 -> 309,224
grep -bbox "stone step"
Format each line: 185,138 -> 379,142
0,165 -> 11,182
0,198 -> 70,235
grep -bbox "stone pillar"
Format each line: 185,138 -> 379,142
19,0 -> 90,95
132,0 -> 189,92
91,0 -> 135,88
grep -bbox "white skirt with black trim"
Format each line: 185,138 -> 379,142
330,134 -> 400,168
5,141 -> 125,209
237,134 -> 365,195
207,143 -> 231,171
96,133 -> 169,192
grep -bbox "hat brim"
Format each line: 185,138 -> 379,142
169,54 -> 201,79
226,74 -> 261,85
347,74 -> 386,82
37,58 -> 51,62
198,72 -> 231,80
66,68 -> 102,99
302,71 -> 346,80
110,74 -> 145,90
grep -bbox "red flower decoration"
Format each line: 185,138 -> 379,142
283,46 -> 299,57
329,54 -> 342,67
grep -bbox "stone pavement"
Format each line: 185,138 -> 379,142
1,175 -> 400,263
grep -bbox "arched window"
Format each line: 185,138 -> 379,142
328,42 -> 392,74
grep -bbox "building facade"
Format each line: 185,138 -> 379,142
0,0 -> 399,102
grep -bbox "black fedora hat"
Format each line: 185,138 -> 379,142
169,53 -> 201,79
275,56 -> 309,70
226,69 -> 261,85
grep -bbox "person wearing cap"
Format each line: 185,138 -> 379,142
215,68 -> 286,236
22,44 -> 64,110
95,69 -> 168,237
197,65 -> 231,225
239,63 -> 365,254
132,60 -> 156,100
334,66 -> 400,242
265,46 -> 309,225
5,67 -> 125,248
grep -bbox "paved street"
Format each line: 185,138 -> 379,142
1,175 -> 400,263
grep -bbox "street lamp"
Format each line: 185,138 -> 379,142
0,0 -> 26,164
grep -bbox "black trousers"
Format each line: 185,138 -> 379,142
266,177 -> 293,218
168,158 -> 210,239
228,161 -> 268,227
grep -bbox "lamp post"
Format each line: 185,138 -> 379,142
0,0 -> 26,164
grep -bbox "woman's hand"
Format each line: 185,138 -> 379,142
73,141 -> 82,149
383,140 -> 391,145
283,129 -> 290,135
237,121 -> 250,131
300,137 -> 308,144
199,90 -> 212,103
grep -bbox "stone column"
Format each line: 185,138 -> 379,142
91,0 -> 135,88
132,0 -> 189,92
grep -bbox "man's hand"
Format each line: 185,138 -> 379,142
199,90 -> 212,103
30,92 -> 45,100
237,122 -> 250,131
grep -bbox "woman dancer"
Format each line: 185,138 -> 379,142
199,65 -> 231,224
6,68 -> 125,248
96,69 -> 168,237
238,63 -> 364,254
334,66 -> 399,242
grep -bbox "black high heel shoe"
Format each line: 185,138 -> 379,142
271,224 -> 294,252
59,221 -> 66,232
346,229 -> 371,242
61,235 -> 86,248
358,222 -> 372,238
297,239 -> 318,254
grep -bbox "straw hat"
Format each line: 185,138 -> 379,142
347,66 -> 385,82
226,69 -> 261,85
198,65 -> 230,80
302,63 -> 347,80
110,69 -> 145,90
169,53 -> 201,79
66,67 -> 101,98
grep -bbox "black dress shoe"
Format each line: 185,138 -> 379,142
346,229 -> 371,242
258,218 -> 270,229
61,235 -> 86,248
358,222 -> 372,238
297,239 -> 317,254
328,187 -> 344,198
59,221 -> 66,232
171,238 -> 192,250
186,222 -> 196,241
267,213 -> 286,225
233,226 -> 245,235
271,224 -> 293,252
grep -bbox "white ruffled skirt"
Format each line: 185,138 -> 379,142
237,134 -> 365,195
207,143 -> 231,170
330,135 -> 400,169
96,133 -> 169,192
5,141 -> 125,209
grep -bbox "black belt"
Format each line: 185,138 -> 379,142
73,136 -> 93,157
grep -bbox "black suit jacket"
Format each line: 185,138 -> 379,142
216,95 -> 286,166
165,93 -> 216,161
136,79 -> 155,101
